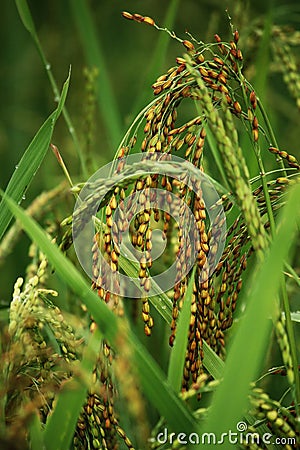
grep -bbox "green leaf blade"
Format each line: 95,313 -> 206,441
15,0 -> 37,37
0,73 -> 69,241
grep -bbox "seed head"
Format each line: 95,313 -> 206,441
269,146 -> 278,154
252,116 -> 258,130
132,13 -> 144,23
233,30 -> 239,43
237,49 -> 243,61
250,90 -> 257,109
196,54 -> 205,64
183,40 -> 195,52
122,11 -> 133,20
143,16 -> 155,26
233,101 -> 242,114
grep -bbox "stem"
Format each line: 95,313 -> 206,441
257,99 -> 287,177
255,150 -> 276,234
34,38 -> 89,179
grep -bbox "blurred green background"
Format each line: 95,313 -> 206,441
1,0 -> 299,302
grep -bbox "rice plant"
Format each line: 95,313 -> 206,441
0,1 -> 299,449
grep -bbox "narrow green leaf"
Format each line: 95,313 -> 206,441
201,183 -> 300,441
29,413 -> 44,450
0,113 -> 54,241
239,128 -> 258,179
1,193 -> 197,437
242,4 -> 273,178
0,73 -> 70,241
201,341 -> 224,380
54,67 -> 71,119
15,0 -> 37,37
168,267 -> 195,392
69,0 -> 123,150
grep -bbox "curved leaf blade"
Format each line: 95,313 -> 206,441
0,72 -> 70,241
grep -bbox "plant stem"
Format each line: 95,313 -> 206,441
255,148 -> 276,234
36,44 -> 88,178
257,99 -> 287,176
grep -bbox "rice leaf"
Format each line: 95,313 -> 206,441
0,72 -> 70,241
15,0 -> 37,39
241,8 -> 273,178
28,413 -> 44,450
194,100 -> 229,189
133,336 -> 197,437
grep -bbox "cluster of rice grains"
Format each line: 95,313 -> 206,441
242,386 -> 298,450
72,12 -> 300,449
74,338 -> 137,450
